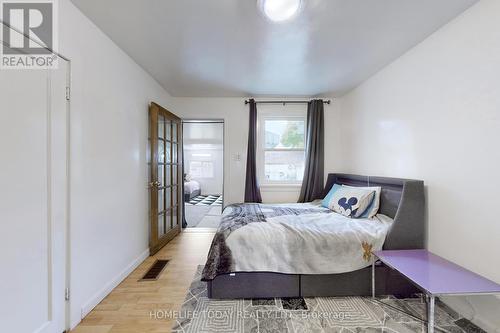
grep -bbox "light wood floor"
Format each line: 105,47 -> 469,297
70,231 -> 215,333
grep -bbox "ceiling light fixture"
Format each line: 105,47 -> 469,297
257,0 -> 302,23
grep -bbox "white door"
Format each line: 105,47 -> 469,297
0,45 -> 69,332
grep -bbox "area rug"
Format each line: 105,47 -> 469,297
187,195 -> 223,206
171,266 -> 484,333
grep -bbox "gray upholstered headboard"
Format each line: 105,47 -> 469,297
323,173 -> 425,250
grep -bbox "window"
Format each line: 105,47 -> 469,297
189,160 -> 214,178
258,114 -> 306,184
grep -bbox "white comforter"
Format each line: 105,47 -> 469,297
225,201 -> 393,275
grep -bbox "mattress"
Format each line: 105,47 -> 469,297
184,180 -> 200,194
202,201 -> 393,281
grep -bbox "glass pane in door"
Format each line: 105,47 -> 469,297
165,188 -> 171,209
158,141 -> 165,163
172,165 -> 177,185
158,165 -> 164,186
165,211 -> 172,232
166,120 -> 171,141
165,142 -> 171,163
173,123 -> 177,142
165,165 -> 171,186
172,186 -> 177,206
158,213 -> 165,236
173,207 -> 178,227
158,189 -> 164,212
172,143 -> 177,163
158,115 -> 165,139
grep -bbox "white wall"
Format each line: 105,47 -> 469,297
58,0 -> 173,328
336,0 -> 500,330
173,97 -> 338,205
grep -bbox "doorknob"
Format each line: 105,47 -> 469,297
148,181 -> 161,188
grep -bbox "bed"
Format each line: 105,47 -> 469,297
184,179 -> 201,202
203,173 -> 425,299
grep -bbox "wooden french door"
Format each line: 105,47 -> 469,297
149,102 -> 183,255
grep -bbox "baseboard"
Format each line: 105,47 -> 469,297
77,248 -> 150,326
33,321 -> 50,333
441,295 -> 500,332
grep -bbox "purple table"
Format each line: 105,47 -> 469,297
372,249 -> 500,333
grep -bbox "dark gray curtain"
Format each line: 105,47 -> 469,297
298,99 -> 325,202
244,99 -> 263,203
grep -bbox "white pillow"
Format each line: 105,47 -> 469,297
328,186 -> 375,218
343,185 -> 381,218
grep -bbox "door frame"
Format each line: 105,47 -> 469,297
48,57 -> 72,333
63,60 -> 72,333
181,119 -> 225,228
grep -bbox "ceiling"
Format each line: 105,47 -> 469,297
70,0 -> 477,97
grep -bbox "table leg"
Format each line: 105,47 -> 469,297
371,260 -> 375,299
427,295 -> 435,333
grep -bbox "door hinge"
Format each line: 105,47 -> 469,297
65,86 -> 71,101
65,288 -> 70,301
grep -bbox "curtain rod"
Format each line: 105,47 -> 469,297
244,99 -> 331,105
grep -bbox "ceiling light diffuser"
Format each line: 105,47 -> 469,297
258,0 -> 302,22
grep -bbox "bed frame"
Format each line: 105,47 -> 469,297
184,188 -> 201,203
207,173 -> 425,299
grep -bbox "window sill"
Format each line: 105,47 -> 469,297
260,184 -> 302,192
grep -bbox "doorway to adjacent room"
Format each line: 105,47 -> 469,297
182,120 -> 224,230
